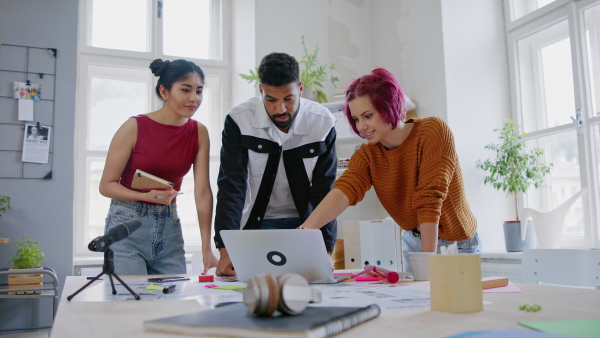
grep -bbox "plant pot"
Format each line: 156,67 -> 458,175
503,220 -> 536,252
8,267 -> 43,295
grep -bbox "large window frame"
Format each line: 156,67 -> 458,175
505,0 -> 600,248
74,0 -> 231,258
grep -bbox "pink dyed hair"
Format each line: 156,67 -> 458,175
342,68 -> 406,137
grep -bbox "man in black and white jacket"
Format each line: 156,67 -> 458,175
214,52 -> 338,276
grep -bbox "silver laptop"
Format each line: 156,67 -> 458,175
220,229 -> 350,284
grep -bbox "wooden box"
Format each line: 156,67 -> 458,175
8,268 -> 43,295
429,254 -> 483,313
332,239 -> 345,270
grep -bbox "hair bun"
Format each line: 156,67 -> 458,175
149,59 -> 171,77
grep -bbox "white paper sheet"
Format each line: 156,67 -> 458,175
18,99 -> 34,121
22,124 -> 51,163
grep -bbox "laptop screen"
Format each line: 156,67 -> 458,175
220,229 -> 338,283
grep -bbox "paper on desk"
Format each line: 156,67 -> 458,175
519,319 -> 600,338
483,282 -> 521,293
66,279 -> 192,302
184,281 -> 246,309
311,282 -> 430,310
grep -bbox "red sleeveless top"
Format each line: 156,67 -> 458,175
120,115 -> 199,204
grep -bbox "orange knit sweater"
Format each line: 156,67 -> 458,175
334,117 -> 476,241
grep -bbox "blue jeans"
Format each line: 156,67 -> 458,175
104,199 -> 186,275
260,217 -> 302,230
401,228 -> 482,273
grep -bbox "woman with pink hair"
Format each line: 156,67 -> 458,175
298,68 -> 480,273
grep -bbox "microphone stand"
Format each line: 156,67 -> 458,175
67,248 -> 140,301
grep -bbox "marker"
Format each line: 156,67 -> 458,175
364,265 -> 402,283
87,277 -> 103,280
155,192 -> 184,199
163,284 -> 176,294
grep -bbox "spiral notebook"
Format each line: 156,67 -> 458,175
144,302 -> 381,338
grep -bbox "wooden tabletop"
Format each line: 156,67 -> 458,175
50,275 -> 600,338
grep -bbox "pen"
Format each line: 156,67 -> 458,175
87,277 -> 103,280
155,192 -> 184,199
163,284 -> 176,294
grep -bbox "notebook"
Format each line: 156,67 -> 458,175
220,229 -> 351,284
144,302 -> 381,338
130,169 -> 174,191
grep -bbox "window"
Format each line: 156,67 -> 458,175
505,0 -> 600,248
75,0 -> 230,257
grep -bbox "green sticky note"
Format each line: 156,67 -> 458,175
520,319 -> 600,338
211,286 -> 247,290
146,283 -> 164,291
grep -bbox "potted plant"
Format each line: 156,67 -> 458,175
0,195 -> 10,216
476,120 -> 553,252
8,236 -> 45,294
0,195 -> 11,244
239,36 -> 339,103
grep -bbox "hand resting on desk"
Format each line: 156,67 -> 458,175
216,247 -> 236,276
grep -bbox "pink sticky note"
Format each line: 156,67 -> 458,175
483,282 -> 522,293
354,276 -> 380,281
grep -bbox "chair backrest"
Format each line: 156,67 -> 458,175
522,249 -> 600,288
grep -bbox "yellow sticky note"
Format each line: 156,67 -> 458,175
146,284 -> 164,291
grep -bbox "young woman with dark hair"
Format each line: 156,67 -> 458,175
99,59 -> 218,275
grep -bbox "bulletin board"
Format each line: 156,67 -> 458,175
0,43 -> 57,179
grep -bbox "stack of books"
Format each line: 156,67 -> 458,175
337,158 -> 350,168
332,88 -> 346,102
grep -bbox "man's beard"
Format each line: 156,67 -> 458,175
267,101 -> 300,130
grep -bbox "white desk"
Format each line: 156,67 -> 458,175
51,275 -> 600,337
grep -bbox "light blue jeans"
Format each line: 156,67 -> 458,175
401,228 -> 482,273
260,217 -> 302,230
104,199 -> 186,275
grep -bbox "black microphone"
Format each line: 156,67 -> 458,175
88,219 -> 142,252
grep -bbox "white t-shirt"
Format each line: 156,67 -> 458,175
264,126 -> 299,219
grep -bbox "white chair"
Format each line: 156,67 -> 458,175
521,249 -> 600,289
520,189 -> 586,248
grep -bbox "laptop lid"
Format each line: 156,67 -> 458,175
220,229 -> 342,284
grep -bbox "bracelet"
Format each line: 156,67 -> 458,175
297,226 -> 309,229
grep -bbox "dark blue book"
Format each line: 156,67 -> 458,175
144,303 -> 380,337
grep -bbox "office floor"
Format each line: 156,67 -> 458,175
0,331 -> 49,338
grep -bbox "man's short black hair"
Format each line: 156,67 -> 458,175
258,52 -> 300,87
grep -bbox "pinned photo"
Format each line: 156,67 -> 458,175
13,81 -> 42,101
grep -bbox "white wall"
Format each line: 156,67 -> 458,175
371,0 -> 449,120
231,0 -> 257,106
441,0 -> 512,251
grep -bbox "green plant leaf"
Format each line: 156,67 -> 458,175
238,36 -> 339,102
9,236 -> 45,269
0,195 -> 11,215
475,120 -> 553,219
